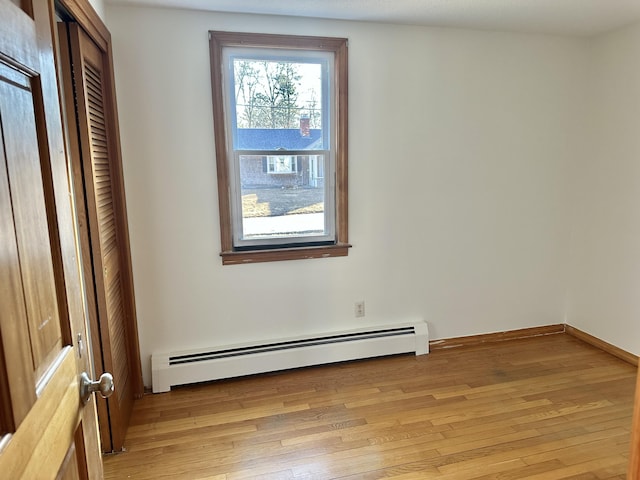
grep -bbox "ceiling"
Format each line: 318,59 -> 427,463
105,0 -> 640,37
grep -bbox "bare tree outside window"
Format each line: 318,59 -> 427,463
234,60 -> 322,129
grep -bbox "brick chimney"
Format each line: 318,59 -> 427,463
299,114 -> 310,137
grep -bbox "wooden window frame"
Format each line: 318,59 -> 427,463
209,31 -> 350,265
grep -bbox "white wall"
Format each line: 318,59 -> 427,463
566,23 -> 640,355
106,5 -> 589,386
88,0 -> 105,20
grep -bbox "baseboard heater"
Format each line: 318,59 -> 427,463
151,321 -> 429,393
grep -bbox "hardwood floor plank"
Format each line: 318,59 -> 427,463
103,334 -> 637,479
519,455 -> 627,479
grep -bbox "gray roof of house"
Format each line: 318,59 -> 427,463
236,128 -> 324,151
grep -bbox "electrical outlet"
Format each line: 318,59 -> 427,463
355,301 -> 365,318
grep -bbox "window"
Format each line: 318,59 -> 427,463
209,31 -> 350,264
267,155 -> 297,174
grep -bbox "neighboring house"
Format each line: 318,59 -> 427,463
237,121 -> 325,188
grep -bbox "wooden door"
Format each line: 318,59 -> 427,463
57,21 -> 140,452
0,0 -> 102,478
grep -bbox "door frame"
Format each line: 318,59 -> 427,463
55,0 -> 144,450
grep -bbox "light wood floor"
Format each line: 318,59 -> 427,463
103,333 -> 637,479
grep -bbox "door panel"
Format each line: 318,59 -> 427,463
0,157 -> 36,431
0,104 -> 36,428
0,63 -> 63,382
0,0 -> 102,477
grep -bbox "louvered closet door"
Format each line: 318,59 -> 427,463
63,22 -> 135,452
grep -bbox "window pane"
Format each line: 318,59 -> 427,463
239,154 -> 327,240
231,57 -> 327,151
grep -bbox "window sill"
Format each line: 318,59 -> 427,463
221,243 -> 351,265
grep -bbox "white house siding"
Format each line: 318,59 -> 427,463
239,156 -> 311,188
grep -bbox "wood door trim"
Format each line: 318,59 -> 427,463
58,0 -> 109,51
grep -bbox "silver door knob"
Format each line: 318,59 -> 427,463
80,372 -> 114,404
